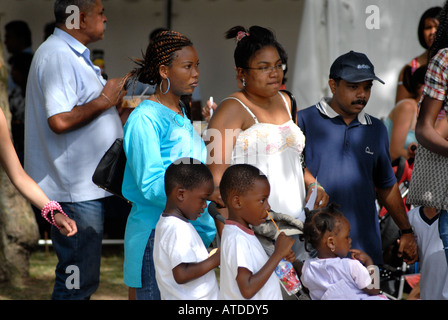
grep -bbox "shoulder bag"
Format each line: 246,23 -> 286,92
92,138 -> 128,201
407,143 -> 448,210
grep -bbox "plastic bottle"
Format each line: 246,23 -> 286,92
275,259 -> 302,295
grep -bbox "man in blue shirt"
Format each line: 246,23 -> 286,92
25,0 -> 126,299
297,51 -> 417,265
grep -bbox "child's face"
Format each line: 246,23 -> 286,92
180,180 -> 214,221
332,217 -> 352,257
239,178 -> 271,227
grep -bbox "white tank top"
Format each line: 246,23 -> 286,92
225,92 -> 307,218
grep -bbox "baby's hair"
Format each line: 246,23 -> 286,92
219,164 -> 268,206
164,158 -> 213,195
301,203 -> 346,252
125,30 -> 193,87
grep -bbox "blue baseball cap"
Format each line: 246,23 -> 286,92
329,51 -> 385,84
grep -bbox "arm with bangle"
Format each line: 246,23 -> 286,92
48,78 -> 126,134
304,168 -> 329,209
0,108 -> 77,236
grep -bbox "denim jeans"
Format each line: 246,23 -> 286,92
439,210 -> 448,264
51,199 -> 105,300
135,230 -> 161,300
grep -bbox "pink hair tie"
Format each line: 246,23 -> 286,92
236,31 -> 249,42
41,201 -> 68,230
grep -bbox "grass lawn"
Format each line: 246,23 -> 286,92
0,245 -> 128,300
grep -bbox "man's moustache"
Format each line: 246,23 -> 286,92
351,100 -> 367,106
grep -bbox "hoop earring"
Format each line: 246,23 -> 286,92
242,78 -> 246,88
160,78 -> 171,95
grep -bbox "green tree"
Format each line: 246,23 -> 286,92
0,22 -> 39,286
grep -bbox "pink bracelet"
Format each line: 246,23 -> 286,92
41,201 -> 68,230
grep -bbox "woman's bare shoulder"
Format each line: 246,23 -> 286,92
209,93 -> 251,129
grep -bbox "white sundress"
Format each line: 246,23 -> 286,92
227,92 -> 306,219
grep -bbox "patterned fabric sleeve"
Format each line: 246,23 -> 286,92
423,48 -> 448,112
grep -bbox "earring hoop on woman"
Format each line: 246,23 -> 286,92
160,78 -> 171,95
242,78 -> 246,88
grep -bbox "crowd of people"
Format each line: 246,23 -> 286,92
2,0 -> 448,300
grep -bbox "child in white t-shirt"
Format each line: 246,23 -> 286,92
218,164 -> 295,300
408,206 -> 448,300
154,158 -> 219,300
300,204 -> 387,300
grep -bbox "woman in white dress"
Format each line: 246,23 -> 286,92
206,25 -> 328,260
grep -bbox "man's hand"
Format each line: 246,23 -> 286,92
101,78 -> 127,108
397,233 -> 418,264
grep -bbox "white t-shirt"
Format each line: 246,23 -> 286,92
408,207 -> 448,300
219,220 -> 282,300
154,215 -> 219,300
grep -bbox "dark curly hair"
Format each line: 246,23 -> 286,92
219,164 -> 268,207
125,30 -> 193,87
225,25 -> 287,70
164,158 -> 213,196
301,203 -> 346,252
429,1 -> 448,58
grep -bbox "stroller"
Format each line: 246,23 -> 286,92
377,156 -> 419,299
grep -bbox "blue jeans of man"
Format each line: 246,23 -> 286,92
439,210 -> 448,264
135,229 -> 161,300
51,199 -> 105,300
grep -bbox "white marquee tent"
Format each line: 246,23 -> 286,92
1,0 -> 446,119
291,0 -> 445,118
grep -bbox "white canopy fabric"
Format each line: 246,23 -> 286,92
291,0 -> 445,119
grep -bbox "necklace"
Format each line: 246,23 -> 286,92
154,94 -> 183,115
154,94 -> 185,127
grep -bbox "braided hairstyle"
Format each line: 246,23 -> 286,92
429,1 -> 448,59
125,30 -> 193,87
225,25 -> 287,70
301,203 -> 346,252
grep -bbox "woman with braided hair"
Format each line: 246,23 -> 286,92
121,30 -> 216,299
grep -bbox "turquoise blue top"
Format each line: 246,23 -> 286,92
122,100 -> 216,287
383,117 -> 417,150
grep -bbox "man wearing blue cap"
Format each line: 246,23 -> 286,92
297,51 -> 417,266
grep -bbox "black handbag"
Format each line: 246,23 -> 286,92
92,138 -> 128,201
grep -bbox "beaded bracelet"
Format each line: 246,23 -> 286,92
41,201 -> 68,230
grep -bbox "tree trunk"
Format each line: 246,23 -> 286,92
0,23 -> 40,286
